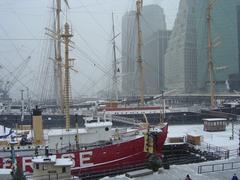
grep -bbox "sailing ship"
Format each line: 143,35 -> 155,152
0,0 -> 168,178
96,2 -> 192,125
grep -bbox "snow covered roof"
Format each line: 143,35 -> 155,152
0,169 -> 11,175
203,118 -> 227,121
32,155 -> 56,163
55,158 -> 72,166
32,155 -> 72,166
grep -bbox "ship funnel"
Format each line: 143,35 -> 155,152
32,106 -> 43,145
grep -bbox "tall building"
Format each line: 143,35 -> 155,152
121,4 -> 167,96
165,0 -> 240,93
164,0 -> 197,93
121,11 -> 136,96
196,0 -> 240,92
143,30 -> 171,94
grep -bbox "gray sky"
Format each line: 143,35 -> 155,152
0,0 -> 179,100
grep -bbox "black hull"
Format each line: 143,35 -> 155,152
0,109 -> 217,129
117,111 -> 210,125
0,114 -> 84,129
0,111 -> 213,129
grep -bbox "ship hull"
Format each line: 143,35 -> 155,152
0,124 -> 168,177
0,111 -> 203,129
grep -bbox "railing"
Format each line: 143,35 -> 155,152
194,142 -> 229,159
228,149 -> 240,158
198,161 -> 240,174
108,115 -> 141,125
24,172 -> 78,180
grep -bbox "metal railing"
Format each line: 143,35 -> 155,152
194,142 -> 229,159
108,115 -> 142,125
228,149 -> 240,158
24,172 -> 78,180
198,161 -> 240,174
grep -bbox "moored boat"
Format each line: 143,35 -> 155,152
0,107 -> 168,178
0,0 -> 169,178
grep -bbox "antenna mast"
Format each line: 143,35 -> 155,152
136,0 -> 144,106
207,0 -> 216,110
112,12 -> 118,101
62,22 -> 73,131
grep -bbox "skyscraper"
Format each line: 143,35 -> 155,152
121,4 -> 167,96
164,0 -> 197,93
165,0 -> 240,94
143,30 -> 171,94
196,0 -> 240,92
121,11 -> 136,96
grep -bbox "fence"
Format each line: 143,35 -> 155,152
198,161 -> 240,174
24,172 -> 78,180
194,142 -> 230,159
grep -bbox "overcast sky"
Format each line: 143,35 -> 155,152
0,0 -> 180,101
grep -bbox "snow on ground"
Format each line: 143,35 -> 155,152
101,124 -> 240,180
168,124 -> 240,150
101,158 -> 240,180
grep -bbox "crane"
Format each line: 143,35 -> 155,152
2,56 -> 31,100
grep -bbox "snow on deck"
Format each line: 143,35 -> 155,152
46,128 -> 87,137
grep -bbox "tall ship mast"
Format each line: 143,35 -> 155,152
55,0 -> 64,113
136,0 -> 145,106
207,0 -> 216,110
111,12 -> 119,101
62,22 -> 73,131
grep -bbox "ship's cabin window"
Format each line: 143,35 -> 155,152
35,163 -> 39,169
62,167 -> 66,173
87,120 -> 95,123
87,117 -> 98,123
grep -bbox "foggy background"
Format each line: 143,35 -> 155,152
0,0 -> 179,101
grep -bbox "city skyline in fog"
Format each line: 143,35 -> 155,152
0,0 -> 179,100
